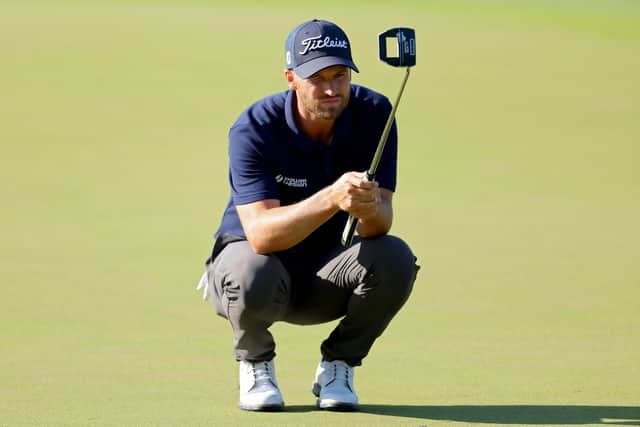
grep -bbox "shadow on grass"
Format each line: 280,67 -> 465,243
283,405 -> 317,413
355,405 -> 640,425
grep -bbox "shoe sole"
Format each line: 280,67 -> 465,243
239,403 -> 284,412
312,383 -> 358,412
317,400 -> 359,412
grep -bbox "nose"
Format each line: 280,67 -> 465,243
322,80 -> 338,96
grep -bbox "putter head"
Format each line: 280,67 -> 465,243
378,27 -> 416,67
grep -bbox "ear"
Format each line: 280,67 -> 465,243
284,69 -> 296,90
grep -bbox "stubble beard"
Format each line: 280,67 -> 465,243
305,93 -> 349,121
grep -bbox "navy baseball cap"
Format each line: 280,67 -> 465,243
285,19 -> 359,79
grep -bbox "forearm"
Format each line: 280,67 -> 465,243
356,197 -> 393,238
239,186 -> 340,254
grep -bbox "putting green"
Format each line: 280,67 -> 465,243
1,1 -> 638,425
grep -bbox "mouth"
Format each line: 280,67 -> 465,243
320,97 -> 341,106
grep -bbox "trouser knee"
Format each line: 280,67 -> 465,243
234,256 -> 290,319
212,242 -> 291,321
359,235 -> 418,302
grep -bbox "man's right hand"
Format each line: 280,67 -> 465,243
330,172 -> 381,220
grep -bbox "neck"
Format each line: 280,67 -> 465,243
299,117 -> 335,145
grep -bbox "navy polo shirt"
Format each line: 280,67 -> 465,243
215,84 -> 398,268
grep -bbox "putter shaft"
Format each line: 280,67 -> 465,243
341,67 -> 411,247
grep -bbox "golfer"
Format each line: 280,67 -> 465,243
197,19 -> 419,412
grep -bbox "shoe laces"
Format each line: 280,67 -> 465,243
251,361 -> 274,384
329,361 -> 353,390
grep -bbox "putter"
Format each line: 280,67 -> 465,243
341,27 -> 416,247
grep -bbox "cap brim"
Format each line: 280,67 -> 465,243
294,56 -> 359,79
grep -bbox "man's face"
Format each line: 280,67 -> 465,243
289,65 -> 351,121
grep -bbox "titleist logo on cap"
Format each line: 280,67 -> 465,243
299,35 -> 349,55
284,19 -> 359,78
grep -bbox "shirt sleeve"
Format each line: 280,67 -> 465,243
228,122 -> 281,205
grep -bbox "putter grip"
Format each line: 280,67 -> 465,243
341,172 -> 374,247
341,215 -> 358,247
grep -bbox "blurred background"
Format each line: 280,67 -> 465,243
1,0 -> 638,425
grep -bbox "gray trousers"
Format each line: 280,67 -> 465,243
205,234 -> 418,366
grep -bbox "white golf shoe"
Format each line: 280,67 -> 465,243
311,360 -> 359,411
239,359 -> 284,411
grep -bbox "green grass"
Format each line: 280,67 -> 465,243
1,1 -> 639,426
